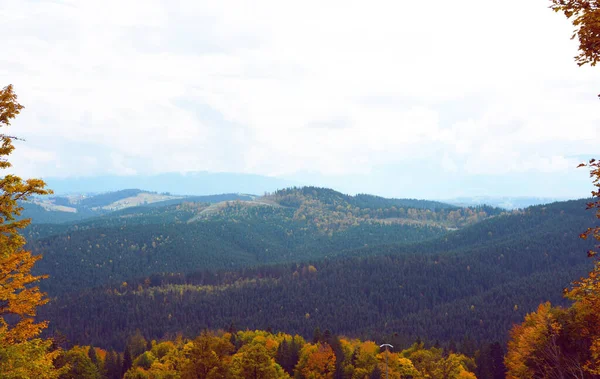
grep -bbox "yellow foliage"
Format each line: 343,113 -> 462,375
0,84 -> 58,376
0,338 -> 63,379
296,343 -> 336,379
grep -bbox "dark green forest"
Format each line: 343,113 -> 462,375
23,188 -> 595,359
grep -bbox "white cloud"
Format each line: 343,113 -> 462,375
0,0 -> 598,196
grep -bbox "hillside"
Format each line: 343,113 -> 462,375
263,187 -> 503,231
30,212 -> 447,295
28,187 -> 507,295
36,197 -> 598,351
21,190 -> 254,224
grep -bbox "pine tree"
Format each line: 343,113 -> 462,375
88,345 -> 98,366
459,335 -> 476,357
104,350 -> 117,379
275,338 -> 291,373
115,353 -> 123,379
122,348 -> 133,376
128,329 -> 147,358
313,327 -> 322,344
489,342 -> 506,379
448,339 -> 457,354
289,336 -> 301,374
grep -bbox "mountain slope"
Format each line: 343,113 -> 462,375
29,187 -> 507,295
38,198 -> 598,350
32,219 -> 446,295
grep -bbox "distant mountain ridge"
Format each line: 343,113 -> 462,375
43,172 -> 298,196
22,186 -> 499,226
445,196 -> 567,209
22,190 -> 255,224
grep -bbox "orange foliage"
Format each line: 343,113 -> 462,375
0,84 -> 52,345
297,343 -> 336,379
506,159 -> 600,376
505,303 -> 563,378
550,1 -> 600,66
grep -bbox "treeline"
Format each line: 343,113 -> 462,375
52,329 -> 496,378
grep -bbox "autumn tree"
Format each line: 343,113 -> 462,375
563,159 -> 600,374
54,347 -> 101,379
577,159 -> 600,257
295,343 -> 336,379
401,342 -> 476,379
229,343 -> 288,379
0,84 -> 58,376
181,332 -> 234,379
550,0 -> 600,66
505,4 -> 600,374
505,163 -> 600,376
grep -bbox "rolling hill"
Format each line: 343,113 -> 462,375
26,188 -> 597,352
30,187 -> 466,295
21,190 -> 254,224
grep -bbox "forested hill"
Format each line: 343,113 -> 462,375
268,187 -> 459,211
30,212 -> 447,295
21,190 -> 254,224
265,187 -> 502,230
28,187 -> 506,295
38,198 -> 597,351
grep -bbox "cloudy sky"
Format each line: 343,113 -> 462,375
1,0 -> 598,199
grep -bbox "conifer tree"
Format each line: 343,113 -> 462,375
105,350 -> 119,379
312,327 -> 322,344
275,338 -> 291,373
122,348 -> 133,376
115,353 -> 123,379
88,345 -> 98,366
289,337 -> 301,374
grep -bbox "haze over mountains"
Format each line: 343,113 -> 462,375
43,172 -> 297,197
39,172 -> 570,212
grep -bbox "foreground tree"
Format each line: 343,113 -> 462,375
506,4 -> 600,374
550,0 -> 600,66
505,302 -> 589,378
506,161 -> 600,376
577,159 -> 600,255
563,159 -> 600,374
0,84 -> 59,376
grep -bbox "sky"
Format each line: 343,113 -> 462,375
1,0 -> 598,199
